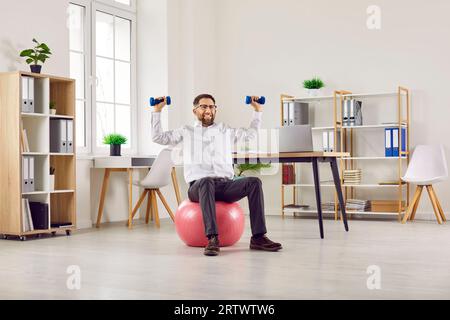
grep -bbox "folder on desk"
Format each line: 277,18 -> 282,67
328,131 -> 335,152
22,156 -> 29,193
29,156 -> 35,192
385,128 -> 393,157
50,119 -> 68,153
323,132 -> 329,152
66,120 -> 73,153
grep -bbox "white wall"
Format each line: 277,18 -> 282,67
0,0 -> 70,75
191,0 -> 450,219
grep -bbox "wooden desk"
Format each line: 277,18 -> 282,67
94,156 -> 182,228
233,152 -> 350,239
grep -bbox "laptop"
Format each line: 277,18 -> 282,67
278,125 -> 314,153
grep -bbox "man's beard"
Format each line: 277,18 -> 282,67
199,114 -> 215,127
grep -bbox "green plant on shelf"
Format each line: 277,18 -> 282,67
303,77 -> 325,90
103,133 -> 128,145
20,39 -> 52,67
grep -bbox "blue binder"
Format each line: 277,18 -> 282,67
392,128 -> 399,157
385,128 -> 392,157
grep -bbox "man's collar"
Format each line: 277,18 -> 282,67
194,120 -> 217,128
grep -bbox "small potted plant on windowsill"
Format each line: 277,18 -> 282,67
49,101 -> 57,115
303,77 -> 325,97
19,38 -> 52,74
103,133 -> 127,157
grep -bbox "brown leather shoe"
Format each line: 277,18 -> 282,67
250,235 -> 282,252
204,236 -> 220,256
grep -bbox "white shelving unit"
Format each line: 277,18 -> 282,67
280,87 -> 411,221
0,71 -> 76,240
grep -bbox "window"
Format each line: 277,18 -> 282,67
94,10 -> 132,149
69,0 -> 136,154
68,2 -> 90,151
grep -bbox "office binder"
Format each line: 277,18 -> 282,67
283,102 -> 289,126
29,202 -> 49,230
323,132 -> 329,152
66,120 -> 73,153
21,76 -> 29,113
343,100 -> 349,126
22,156 -> 29,193
328,131 -> 334,152
385,128 -> 393,157
400,127 -> 407,155
28,77 -> 34,113
50,119 -> 68,153
29,156 -> 35,192
22,199 -> 30,232
392,128 -> 399,157
288,102 -> 309,126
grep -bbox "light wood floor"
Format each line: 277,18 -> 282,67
1,216 -> 450,300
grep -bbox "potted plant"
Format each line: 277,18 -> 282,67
235,163 -> 272,179
103,133 -> 128,157
49,101 -> 57,115
19,38 -> 52,74
303,77 -> 325,97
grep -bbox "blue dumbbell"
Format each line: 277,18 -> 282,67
246,96 -> 266,105
150,96 -> 171,107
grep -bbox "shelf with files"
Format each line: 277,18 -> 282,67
0,71 -> 76,240
335,87 -> 411,221
279,87 -> 411,221
21,154 -> 49,195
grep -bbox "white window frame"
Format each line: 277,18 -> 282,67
70,0 -> 137,156
95,0 -> 136,13
92,1 -> 137,155
70,0 -> 92,155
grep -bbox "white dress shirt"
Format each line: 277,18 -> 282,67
151,111 -> 262,183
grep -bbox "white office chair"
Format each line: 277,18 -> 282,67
129,148 -> 175,228
402,145 -> 448,224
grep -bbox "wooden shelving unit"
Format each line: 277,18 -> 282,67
280,87 -> 411,222
0,71 -> 76,240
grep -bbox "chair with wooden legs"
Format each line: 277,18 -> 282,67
129,149 -> 176,228
402,145 -> 448,224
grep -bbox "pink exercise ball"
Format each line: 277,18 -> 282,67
175,200 -> 245,247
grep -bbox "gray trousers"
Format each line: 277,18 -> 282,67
188,177 -> 268,237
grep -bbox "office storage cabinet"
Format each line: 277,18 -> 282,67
0,71 -> 76,240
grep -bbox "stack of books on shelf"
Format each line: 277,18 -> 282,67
322,202 -> 339,211
343,169 -> 362,185
346,199 -> 371,212
284,204 -> 310,210
21,200 -> 49,232
282,164 -> 296,184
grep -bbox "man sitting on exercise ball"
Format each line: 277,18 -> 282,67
151,94 -> 282,256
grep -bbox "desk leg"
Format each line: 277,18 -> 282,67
330,158 -> 349,232
312,158 -> 324,239
128,168 -> 133,229
96,169 -> 111,228
171,167 -> 182,206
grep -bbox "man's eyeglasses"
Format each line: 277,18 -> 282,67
195,105 -> 217,111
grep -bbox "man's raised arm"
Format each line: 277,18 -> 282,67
151,98 -> 183,146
